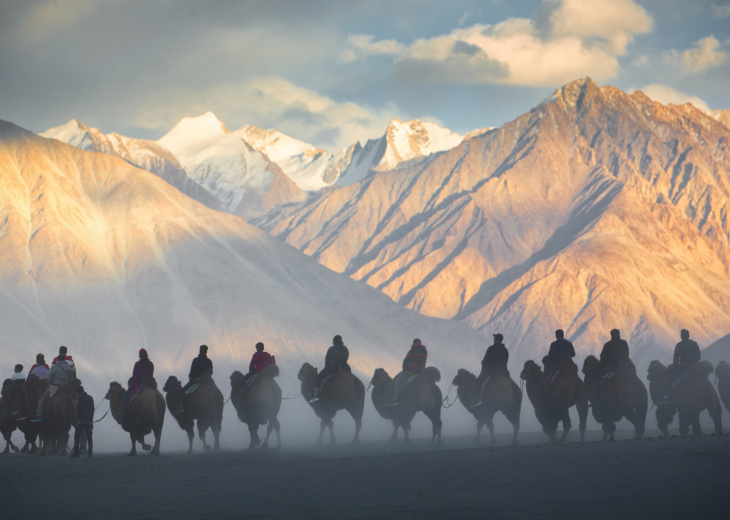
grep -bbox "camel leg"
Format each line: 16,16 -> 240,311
402,426 -> 411,445
559,411 -> 572,445
709,400 -> 723,435
315,421 -> 326,445
690,412 -> 702,436
199,423 -> 212,452
425,407 -> 443,447
474,420 -> 485,445
58,432 -> 69,456
151,425 -> 162,456
263,417 -> 281,449
248,424 -> 261,449
503,410 -> 520,446
327,419 -> 337,445
128,433 -> 137,456
262,420 -> 274,449
484,415 -> 497,447
390,423 -> 399,443
186,427 -> 194,454
347,406 -> 362,445
212,422 -> 221,451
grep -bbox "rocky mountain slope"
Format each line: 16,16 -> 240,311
41,119 -> 221,210
0,120 -> 489,393
255,78 -> 730,367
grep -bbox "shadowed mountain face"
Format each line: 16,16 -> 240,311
0,120 -> 489,386
255,78 -> 730,366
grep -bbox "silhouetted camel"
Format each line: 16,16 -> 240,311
371,367 -> 443,446
582,356 -> 647,440
230,365 -> 282,449
298,363 -> 364,444
453,368 -> 521,445
163,372 -> 223,453
647,360 -> 722,436
520,358 -> 587,443
107,376 -> 165,456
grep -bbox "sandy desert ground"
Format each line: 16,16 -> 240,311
1,428 -> 728,520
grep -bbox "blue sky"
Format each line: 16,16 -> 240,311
1,0 -> 728,152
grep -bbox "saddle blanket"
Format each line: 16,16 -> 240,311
243,374 -> 259,389
544,370 -> 561,391
185,383 -> 199,395
599,371 -> 615,385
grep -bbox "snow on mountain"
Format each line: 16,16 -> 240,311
710,109 -> 730,128
233,125 -> 331,192
254,78 -> 730,369
41,119 -> 221,211
0,120 -> 488,447
158,112 -> 307,219
334,119 -> 463,187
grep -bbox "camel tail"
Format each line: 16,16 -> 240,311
421,367 -> 441,385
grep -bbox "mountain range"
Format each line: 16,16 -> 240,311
17,76 -> 730,375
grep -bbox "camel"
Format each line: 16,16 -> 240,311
37,382 -> 79,456
647,360 -> 722,436
1,376 -> 42,453
452,368 -> 521,445
716,361 -> 730,413
370,367 -> 444,446
520,358 -> 588,444
163,373 -> 223,453
298,363 -> 365,445
1,388 -> 20,454
106,375 -> 165,456
229,365 -> 282,449
582,356 -> 647,440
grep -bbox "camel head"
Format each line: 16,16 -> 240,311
230,371 -> 245,391
582,355 -> 600,376
452,368 -> 475,386
371,368 -> 391,386
716,361 -> 730,380
646,360 -> 667,382
298,363 -> 317,382
163,375 -> 182,393
106,381 -> 124,400
520,360 -> 541,381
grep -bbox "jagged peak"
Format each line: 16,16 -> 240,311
166,111 -> 229,137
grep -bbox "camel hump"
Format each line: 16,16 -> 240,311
261,364 -> 280,378
558,357 -> 578,374
418,366 -> 441,385
141,374 -> 158,390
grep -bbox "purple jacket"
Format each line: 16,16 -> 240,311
130,359 -> 154,390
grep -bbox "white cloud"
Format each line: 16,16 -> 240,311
128,77 -> 401,152
681,36 -> 726,73
711,4 -> 730,18
341,0 -> 652,87
340,34 -> 406,63
634,84 -> 710,112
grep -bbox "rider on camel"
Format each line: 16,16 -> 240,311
594,329 -> 631,403
242,342 -> 276,387
388,338 -> 428,406
176,345 -> 213,413
471,333 -> 509,408
31,351 -> 75,422
118,348 -> 154,416
309,335 -> 349,403
657,329 -> 702,405
538,329 -> 576,395
28,353 -> 50,380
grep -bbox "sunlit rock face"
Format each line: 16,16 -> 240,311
0,120 -> 487,390
255,78 -> 730,366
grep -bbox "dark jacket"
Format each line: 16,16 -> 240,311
402,345 -> 428,372
324,344 -> 349,369
482,343 -> 509,372
600,338 -> 629,368
130,358 -> 154,389
77,391 -> 95,424
547,338 -> 576,364
189,354 -> 213,380
673,339 -> 701,365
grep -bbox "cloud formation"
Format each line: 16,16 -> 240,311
343,0 -> 652,86
635,84 -> 710,112
129,77 -> 401,152
681,36 -> 726,73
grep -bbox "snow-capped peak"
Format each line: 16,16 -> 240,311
41,118 -> 95,150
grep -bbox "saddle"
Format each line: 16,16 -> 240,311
242,374 -> 259,390
185,383 -> 199,395
544,370 -> 560,391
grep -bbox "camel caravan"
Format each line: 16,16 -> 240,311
1,328 -> 726,458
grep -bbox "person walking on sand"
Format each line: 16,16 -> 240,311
70,386 -> 94,458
